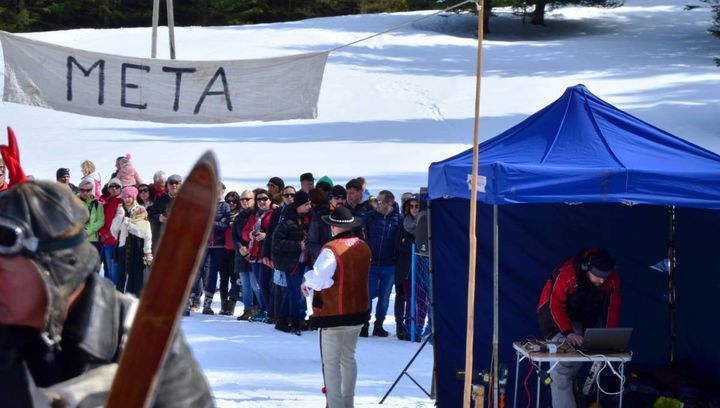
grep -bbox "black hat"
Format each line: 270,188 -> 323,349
268,176 -> 285,190
293,190 -> 311,207
300,172 -> 315,182
56,167 -> 70,180
322,206 -> 362,228
330,185 -> 347,198
345,178 -> 363,191
582,249 -> 616,279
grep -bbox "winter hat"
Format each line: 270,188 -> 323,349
316,175 -> 333,191
121,186 -> 138,199
330,185 -> 347,198
293,190 -> 311,207
167,174 -> 182,184
0,181 -> 100,345
56,167 -> 70,180
107,177 -> 122,188
581,249 -> 616,279
118,153 -> 131,166
300,172 -> 315,183
267,176 -> 285,190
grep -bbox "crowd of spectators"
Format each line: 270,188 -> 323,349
32,155 -> 426,340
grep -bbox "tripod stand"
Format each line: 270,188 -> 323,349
379,334 -> 433,404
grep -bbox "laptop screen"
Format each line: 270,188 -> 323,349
582,328 -> 633,352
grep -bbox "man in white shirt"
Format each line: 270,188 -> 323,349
301,206 -> 371,408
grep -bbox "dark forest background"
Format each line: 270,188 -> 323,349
0,0 -> 625,32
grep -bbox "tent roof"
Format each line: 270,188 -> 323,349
428,84 -> 720,208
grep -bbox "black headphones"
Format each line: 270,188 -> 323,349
579,248 -> 601,272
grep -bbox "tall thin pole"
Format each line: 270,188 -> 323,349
166,0 -> 177,59
463,1 -> 484,407
492,205 -> 499,408
151,0 -> 159,58
667,206 -> 677,363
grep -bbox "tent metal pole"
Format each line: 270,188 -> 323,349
463,1 -> 484,407
151,0 -> 159,58
667,206 -> 677,363
492,204 -> 499,408
166,0 -> 176,59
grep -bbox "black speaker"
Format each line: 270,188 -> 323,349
415,211 -> 429,254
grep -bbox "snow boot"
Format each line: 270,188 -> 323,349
218,299 -> 229,315
291,320 -> 302,336
202,294 -> 214,315
190,293 -> 201,312
360,322 -> 369,338
396,324 -> 409,341
274,317 -> 291,332
373,321 -> 389,337
225,299 -> 237,316
237,307 -> 254,321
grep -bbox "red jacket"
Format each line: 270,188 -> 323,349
98,196 -> 122,245
537,256 -> 621,337
241,209 -> 274,261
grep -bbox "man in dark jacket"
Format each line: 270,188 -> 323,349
147,173 -> 182,252
361,190 -> 401,337
301,206 -> 370,408
536,248 -> 621,408
271,191 -> 312,334
0,181 -> 212,407
307,185 -> 347,262
190,182 -> 230,315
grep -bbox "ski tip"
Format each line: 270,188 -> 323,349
194,150 -> 219,179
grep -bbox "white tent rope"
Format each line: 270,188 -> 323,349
329,0 -> 477,53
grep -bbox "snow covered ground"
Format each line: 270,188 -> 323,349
1,0 -> 719,406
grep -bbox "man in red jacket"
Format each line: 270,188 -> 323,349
537,248 -> 621,408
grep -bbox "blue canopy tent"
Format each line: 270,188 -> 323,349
427,84 -> 720,407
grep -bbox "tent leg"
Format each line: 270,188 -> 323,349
492,204 -> 499,408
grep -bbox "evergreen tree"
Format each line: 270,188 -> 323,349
701,0 -> 719,66
529,0 -> 623,26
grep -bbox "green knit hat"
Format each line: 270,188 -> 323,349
315,175 -> 334,191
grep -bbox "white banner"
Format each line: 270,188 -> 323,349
0,32 -> 328,123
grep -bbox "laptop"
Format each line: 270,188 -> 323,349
580,328 -> 633,353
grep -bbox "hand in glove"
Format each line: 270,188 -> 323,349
143,253 -> 153,266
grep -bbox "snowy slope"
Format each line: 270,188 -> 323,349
1,0 -> 718,406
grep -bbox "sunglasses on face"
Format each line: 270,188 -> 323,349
139,188 -> 149,193
283,193 -> 295,198
410,204 -> 420,209
256,196 -> 270,202
79,188 -> 92,193
109,185 -> 121,190
168,181 -> 180,186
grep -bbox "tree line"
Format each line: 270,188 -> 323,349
0,0 -> 622,33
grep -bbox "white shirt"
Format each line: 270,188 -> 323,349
304,248 -> 337,291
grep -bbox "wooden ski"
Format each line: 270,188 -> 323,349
106,151 -> 218,408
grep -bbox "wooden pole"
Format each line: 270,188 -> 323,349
166,0 -> 176,59
463,1 -> 484,407
151,0 -> 159,58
